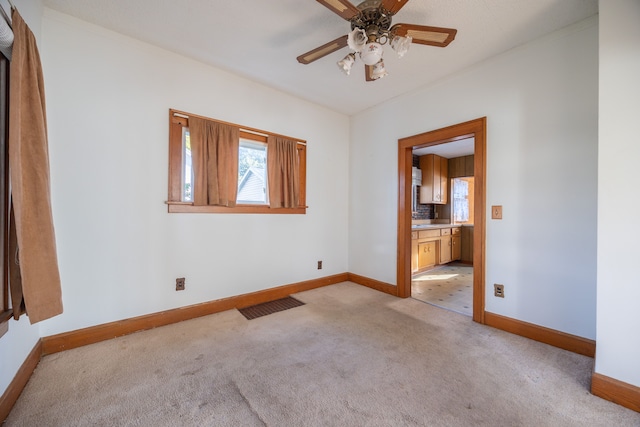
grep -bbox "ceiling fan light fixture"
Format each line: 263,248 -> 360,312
391,35 -> 412,58
347,28 -> 368,52
359,42 -> 383,66
370,59 -> 388,80
337,53 -> 356,75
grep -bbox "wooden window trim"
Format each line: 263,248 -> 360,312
1,52 -> 9,336
167,109 -> 307,214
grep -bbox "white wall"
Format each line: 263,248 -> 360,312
37,9 -> 349,336
0,0 -> 44,398
596,0 -> 640,388
349,17 -> 599,339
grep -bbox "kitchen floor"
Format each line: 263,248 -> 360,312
411,263 -> 473,316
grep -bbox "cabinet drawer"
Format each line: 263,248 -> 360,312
451,227 -> 461,235
440,228 -> 452,236
418,229 -> 440,239
411,231 -> 418,240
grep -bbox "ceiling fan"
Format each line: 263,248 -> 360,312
297,0 -> 457,81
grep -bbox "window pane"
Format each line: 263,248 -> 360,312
182,128 -> 192,202
237,139 -> 267,204
453,178 -> 469,223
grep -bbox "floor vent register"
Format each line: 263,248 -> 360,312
238,296 -> 305,320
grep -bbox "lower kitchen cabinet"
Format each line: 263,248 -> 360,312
411,236 -> 419,273
451,235 -> 461,261
418,241 -> 437,270
411,226 -> 462,275
440,235 -> 452,264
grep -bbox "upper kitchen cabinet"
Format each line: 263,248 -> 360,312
419,154 -> 448,204
448,155 -> 474,178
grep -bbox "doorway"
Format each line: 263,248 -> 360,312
397,118 -> 486,324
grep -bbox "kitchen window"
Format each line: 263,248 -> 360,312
452,177 -> 474,224
167,109 -> 306,214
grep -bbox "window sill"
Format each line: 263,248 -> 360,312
166,202 -> 307,214
0,310 -> 11,339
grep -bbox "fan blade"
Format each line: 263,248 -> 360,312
381,0 -> 410,15
316,0 -> 360,20
365,64 -> 375,82
297,35 -> 349,64
390,24 -> 457,47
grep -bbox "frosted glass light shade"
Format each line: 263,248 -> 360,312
337,53 -> 356,75
359,42 -> 383,66
391,35 -> 412,58
370,59 -> 388,80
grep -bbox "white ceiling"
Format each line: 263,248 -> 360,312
41,0 -> 598,116
413,137 -> 474,158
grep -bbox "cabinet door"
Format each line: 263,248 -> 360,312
419,154 -> 448,204
433,156 -> 442,203
411,239 -> 419,273
418,241 -> 436,269
440,236 -> 452,264
440,156 -> 448,204
451,235 -> 461,261
419,155 -> 435,204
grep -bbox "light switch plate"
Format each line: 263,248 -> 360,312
492,205 -> 503,219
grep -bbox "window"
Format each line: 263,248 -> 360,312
452,177 -> 474,224
167,109 -> 306,214
237,139 -> 267,205
1,51 -> 10,331
181,127 -> 193,202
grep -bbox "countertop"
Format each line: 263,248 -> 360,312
411,224 -> 461,230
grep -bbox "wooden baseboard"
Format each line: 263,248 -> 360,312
42,273 -> 349,355
0,339 -> 42,422
484,312 -> 596,357
591,372 -> 640,413
348,273 -> 397,296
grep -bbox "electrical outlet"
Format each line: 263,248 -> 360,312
176,277 -> 185,291
494,284 -> 504,298
317,261 -> 322,270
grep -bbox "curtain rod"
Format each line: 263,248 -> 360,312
172,112 -> 307,146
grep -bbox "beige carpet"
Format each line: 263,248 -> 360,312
6,283 -> 640,426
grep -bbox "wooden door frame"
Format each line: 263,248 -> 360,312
397,118 -> 486,324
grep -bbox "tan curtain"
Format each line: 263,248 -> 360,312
8,9 -> 63,324
189,117 -> 239,206
268,137 -> 299,208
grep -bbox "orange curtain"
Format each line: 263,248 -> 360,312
189,117 -> 239,206
8,9 -> 63,323
267,137 -> 299,208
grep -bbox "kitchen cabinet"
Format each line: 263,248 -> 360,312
418,241 -> 437,270
411,232 -> 419,273
452,234 -> 461,261
419,154 -> 448,204
411,226 -> 462,275
439,235 -> 452,264
448,155 -> 474,178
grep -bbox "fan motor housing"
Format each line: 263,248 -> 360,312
351,0 -> 392,35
